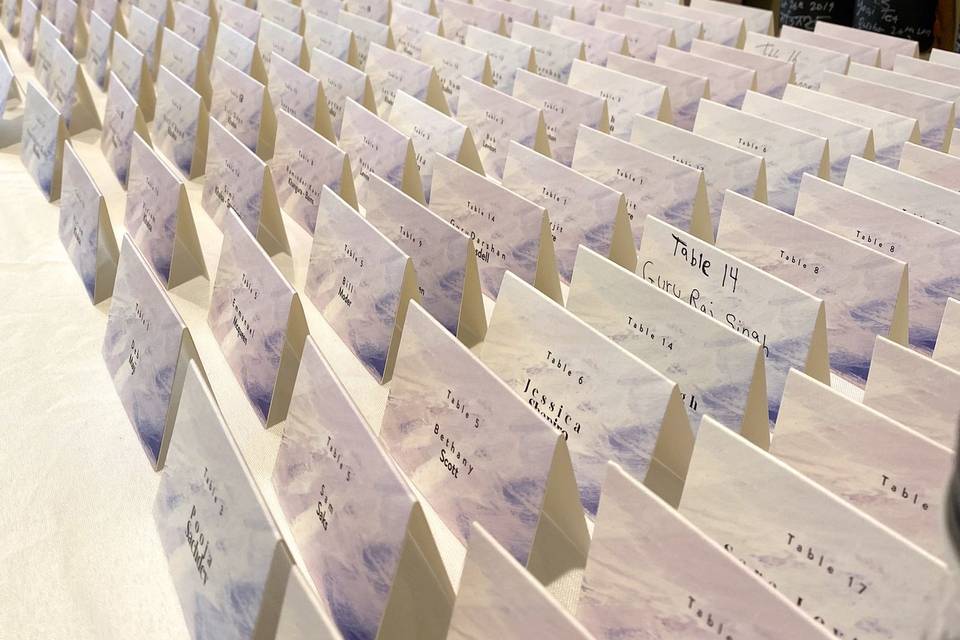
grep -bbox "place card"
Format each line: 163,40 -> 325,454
429,153 -> 560,300
262,57 -> 333,143
111,32 -> 156,119
34,16 -> 60,89
208,210 -> 307,425
0,47 -> 16,118
815,20 -> 919,70
54,0 -> 79,56
103,235 -> 194,468
447,524 -> 593,640
209,23 -> 267,83
59,143 -> 118,303
209,56 -> 271,155
578,463 -> 832,640
511,22 -> 583,84
21,82 -> 66,201
305,14 -> 356,63
219,0 -> 261,41
690,0 -> 772,34
309,48 -> 376,138
624,6 -> 700,51
100,72 -> 151,187
475,0 -> 535,36
303,0 -> 341,22
930,48 -> 960,68
464,25 -> 533,93
894,55 -> 960,88
391,2 -> 440,57
173,2 -> 211,52
550,17 -> 625,66
128,7 -> 162,78
779,24 -> 880,66
270,110 -> 354,235
365,41 -> 446,118
18,0 -> 38,64
661,3 -> 744,46
456,76 -> 550,179
572,125 -> 711,243
511,69 -> 606,167
480,272 -> 692,509
84,12 -> 111,89
337,10 -> 390,69
45,37 -> 99,134
774,370 -> 952,560
441,0 -> 503,46
694,99 -> 828,215
655,45 -> 755,109
512,0 -> 572,29
849,61 -> 960,113
202,127 -> 284,255
388,90 -> 481,200
1,0 -> 17,34
159,28 -> 201,88
179,0 -> 212,15
718,191 -> 907,386
154,364 -> 285,637
862,337 -> 960,450
569,60 -> 669,144
567,246 -> 770,448
150,68 -> 207,180
679,415 -> 946,640
380,303 -> 591,579
606,54 -> 705,133
743,31 -> 848,91
934,299 -> 960,369
639,216 -> 829,422
338,97 -> 424,206
135,0 -> 173,26
272,565 -> 344,640
898,141 -> 960,191
259,0 -> 303,33
796,175 -> 960,355
595,13 -> 674,62
257,18 -> 305,69
690,39 -> 792,99
782,84 -> 919,169
742,90 -> 873,185
418,33 -> 490,114
630,114 -> 765,239
820,71 -> 955,152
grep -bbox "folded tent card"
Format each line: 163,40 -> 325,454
20,81 -> 66,201
305,14 -> 357,64
623,6 -> 701,52
308,48 -> 376,139
549,16 -> 626,66
778,24 -> 881,67
934,298 -> 960,369
594,13 -> 674,62
463,25 -> 534,94
152,65 -> 209,179
416,32 -> 490,115
814,20 -> 919,70
208,56 -> 274,159
659,2 -> 744,47
100,70 -> 151,188
743,31 -> 849,91
160,28 -> 203,89
689,38 -> 792,99
655,44 -> 754,110
606,54 -> 707,132
84,12 -> 112,90
41,35 -> 99,135
110,31 -> 156,119
390,3 -> 441,58
898,141 -> 960,191
510,22 -> 583,85
364,41 -> 447,120
272,338 -> 455,640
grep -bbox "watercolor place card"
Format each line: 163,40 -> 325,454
127,6 -> 161,75
337,11 -> 390,69
660,3 -> 744,46
480,272 -> 693,510
257,17 -> 305,69
303,0 -> 342,22
388,90 -> 481,200
365,175 -> 486,345
848,61 -> 960,113
572,125 -> 711,243
429,153 -> 560,300
305,15 -> 356,64
210,23 -> 266,81
819,71 -> 955,152
694,99 -> 828,215
338,98 -> 424,206
464,25 -> 533,94
511,22 -> 582,84
607,54 -> 706,132
630,114 -> 765,240
153,66 -> 208,179
219,0 -> 261,41
201,118 -> 287,254
511,69 -> 606,167
209,56 -> 269,155
441,0 -> 503,46
550,17 -> 625,66
781,84 -> 920,169
259,0 -> 302,33
85,12 -> 112,90
456,76 -> 550,179
100,72 -> 151,188
934,299 -> 960,369
34,16 -> 61,91
103,235 -> 194,468
743,31 -> 848,91
741,90 -> 873,185
208,210 -> 307,425
655,45 -> 754,110
380,303 -> 591,577
502,141 -> 633,284
111,32 -> 156,119
272,565 -> 344,640
815,21 -> 919,70
567,246 -> 770,447
1,0 -> 17,34
343,0 -> 389,23
418,33 -> 491,115
447,523 -> 593,640
21,82 -> 66,201
53,0 -> 78,56
124,136 -> 204,288
718,191 -> 907,386
135,0 -> 173,25
268,59 -> 329,144
272,337 -> 455,639
779,25 -> 880,66
365,41 -> 445,119
595,13 -> 673,62
639,216 -> 829,422
690,0 -> 772,34
513,0 -> 572,29
475,0 -> 535,36
567,59 -> 669,141
179,0 -> 212,15
154,363 -> 285,637
305,187 -> 418,381
391,3 -> 440,57
898,142 -> 960,191
624,6 -> 700,51
680,415 -> 947,640
159,28 -> 201,88
862,337 -> 960,451
690,39 -> 792,99
18,0 -> 38,64
894,55 -> 960,88
310,48 -> 374,130
930,48 -> 960,68
59,143 -> 118,303
774,370 -> 952,560
269,110 -> 354,234
44,37 -> 99,135
578,463 -> 833,640
796,175 -> 960,355
173,2 -> 211,51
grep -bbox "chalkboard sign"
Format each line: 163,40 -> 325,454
779,0 -> 854,31
853,0 -> 936,51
